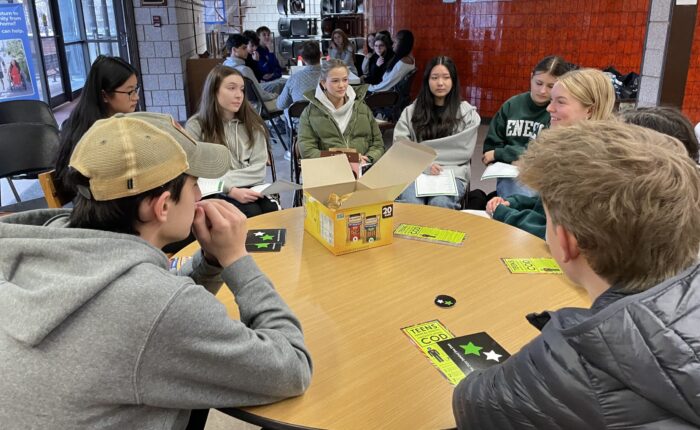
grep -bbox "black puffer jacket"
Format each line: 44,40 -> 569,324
453,264 -> 700,429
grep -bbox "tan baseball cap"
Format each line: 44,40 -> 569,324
69,112 -> 232,201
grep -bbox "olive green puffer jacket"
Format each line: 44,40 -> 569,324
298,84 -> 385,162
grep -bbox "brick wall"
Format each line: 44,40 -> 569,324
366,0 -> 650,118
134,0 -> 206,121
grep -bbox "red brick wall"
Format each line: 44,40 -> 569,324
365,0 -> 650,118
682,6 -> 700,123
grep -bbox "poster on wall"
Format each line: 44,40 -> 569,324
0,3 -> 39,102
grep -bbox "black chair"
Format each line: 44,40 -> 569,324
391,68 -> 418,122
365,90 -> 399,132
0,100 -> 58,129
242,76 -> 288,151
286,100 -> 310,207
0,123 -> 60,208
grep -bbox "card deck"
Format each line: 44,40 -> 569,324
437,332 -> 511,376
246,229 -> 286,245
245,242 -> 282,252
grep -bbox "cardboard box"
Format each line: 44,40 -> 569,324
301,140 -> 436,255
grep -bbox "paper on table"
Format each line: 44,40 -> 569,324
197,178 -> 224,197
415,170 -> 458,197
252,179 -> 303,196
481,162 -> 519,180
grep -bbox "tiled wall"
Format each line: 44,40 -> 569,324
134,0 -> 206,121
682,6 -> 700,123
366,0 -> 650,118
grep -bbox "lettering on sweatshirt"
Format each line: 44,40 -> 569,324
505,120 -> 545,139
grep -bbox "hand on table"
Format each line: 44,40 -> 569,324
481,150 -> 495,165
192,199 -> 248,268
228,187 -> 262,204
486,197 -> 509,216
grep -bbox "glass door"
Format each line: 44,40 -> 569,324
82,0 -> 122,63
35,0 -> 68,105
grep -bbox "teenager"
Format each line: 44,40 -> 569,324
54,55 -> 139,200
363,33 -> 395,85
454,120 -> 700,429
186,65 -> 278,218
223,34 -> 278,112
482,56 -> 570,198
368,29 -> 415,93
0,112 -> 312,429
255,26 -> 283,82
394,56 -> 480,209
486,68 -> 616,238
298,59 -> 384,163
328,29 -> 358,75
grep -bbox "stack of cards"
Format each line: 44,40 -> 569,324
437,332 -> 511,376
245,229 -> 286,252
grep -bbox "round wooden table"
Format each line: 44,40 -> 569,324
176,203 -> 589,429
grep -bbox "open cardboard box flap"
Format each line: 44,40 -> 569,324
301,140 -> 436,208
301,154 -> 356,189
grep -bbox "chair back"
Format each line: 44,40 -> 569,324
242,76 -> 264,115
287,100 -> 309,119
0,123 -> 60,179
0,100 -> 58,129
392,68 -> 418,121
365,91 -> 399,111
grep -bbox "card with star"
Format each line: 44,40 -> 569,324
246,229 -> 286,246
245,242 -> 282,252
437,332 -> 510,376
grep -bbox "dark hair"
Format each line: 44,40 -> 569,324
193,65 -> 268,148
366,32 -> 376,54
67,171 -> 188,236
532,55 -> 570,78
387,29 -> 414,72
411,56 -> 463,142
301,41 -> 321,65
226,33 -> 249,50
619,107 -> 700,162
54,55 -> 138,195
243,30 -> 259,47
256,26 -> 271,35
373,34 -> 394,58
377,30 -> 393,47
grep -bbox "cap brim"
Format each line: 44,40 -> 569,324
185,141 -> 232,179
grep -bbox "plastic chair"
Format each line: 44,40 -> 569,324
242,76 -> 288,151
0,123 -> 60,207
0,100 -> 58,129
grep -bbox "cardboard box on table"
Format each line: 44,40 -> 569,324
301,140 -> 436,255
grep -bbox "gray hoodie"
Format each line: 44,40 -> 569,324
0,210 -> 312,429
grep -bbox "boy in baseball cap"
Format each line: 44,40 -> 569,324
0,113 -> 311,429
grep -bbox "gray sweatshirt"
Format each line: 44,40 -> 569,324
185,117 -> 267,192
394,101 -> 481,185
0,210 -> 312,430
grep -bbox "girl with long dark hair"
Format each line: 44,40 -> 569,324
368,29 -> 415,92
185,65 -> 278,218
395,56 -> 480,209
54,55 -> 139,200
363,33 -> 394,85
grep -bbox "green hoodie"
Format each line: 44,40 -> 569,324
483,92 -> 550,164
298,84 -> 385,162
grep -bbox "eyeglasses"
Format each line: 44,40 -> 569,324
112,84 -> 141,99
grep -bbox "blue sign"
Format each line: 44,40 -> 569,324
0,3 -> 39,101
